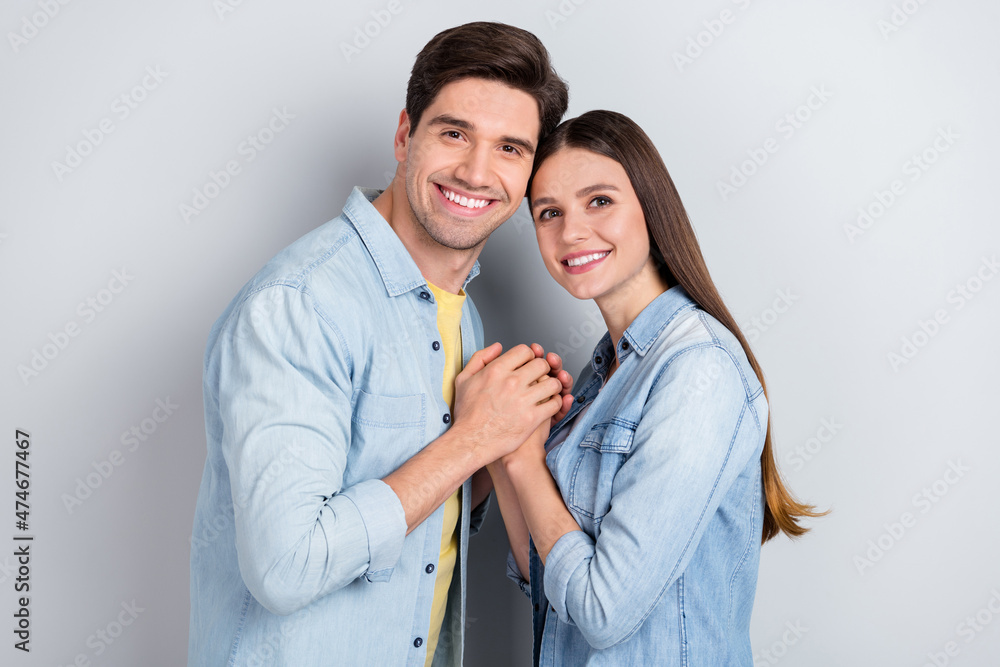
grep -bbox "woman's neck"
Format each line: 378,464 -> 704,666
596,263 -> 671,380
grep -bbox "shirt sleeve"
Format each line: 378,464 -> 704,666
213,285 -> 407,616
469,493 -> 491,537
505,549 -> 531,598
542,345 -> 766,649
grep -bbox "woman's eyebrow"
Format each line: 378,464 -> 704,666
531,184 -> 620,210
575,184 -> 619,198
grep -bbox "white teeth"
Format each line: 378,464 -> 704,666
566,252 -> 610,267
441,187 -> 490,210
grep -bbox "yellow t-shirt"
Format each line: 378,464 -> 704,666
424,282 -> 465,666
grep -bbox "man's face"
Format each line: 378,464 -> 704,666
394,78 -> 541,251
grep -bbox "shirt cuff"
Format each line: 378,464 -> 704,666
505,550 -> 531,598
469,492 -> 491,537
339,479 -> 407,581
542,530 -> 595,622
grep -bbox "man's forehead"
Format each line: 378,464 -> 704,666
420,78 -> 541,141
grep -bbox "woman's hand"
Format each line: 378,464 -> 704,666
529,343 -> 575,426
501,418 -> 550,473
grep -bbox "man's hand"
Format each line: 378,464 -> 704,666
500,416 -> 550,472
452,343 -> 564,465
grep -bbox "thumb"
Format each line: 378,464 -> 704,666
463,342 -> 503,376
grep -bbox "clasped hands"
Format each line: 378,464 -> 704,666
453,342 -> 573,470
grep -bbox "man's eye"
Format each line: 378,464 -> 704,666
444,131 -> 462,139
501,145 -> 520,155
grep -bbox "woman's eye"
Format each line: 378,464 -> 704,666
589,196 -> 612,208
537,208 -> 560,221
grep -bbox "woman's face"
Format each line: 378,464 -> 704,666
530,147 -> 662,308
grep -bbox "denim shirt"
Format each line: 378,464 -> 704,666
189,187 -> 487,667
508,287 -> 767,666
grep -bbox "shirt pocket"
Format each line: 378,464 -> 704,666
567,420 -> 636,529
347,390 -> 426,482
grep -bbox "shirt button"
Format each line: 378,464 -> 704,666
414,637 -> 424,648
426,563 -> 435,574
621,341 -> 630,350
432,341 -> 441,351
419,291 -> 430,300
576,395 -> 585,403
443,413 -> 451,424
595,356 -> 603,364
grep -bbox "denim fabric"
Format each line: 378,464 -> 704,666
509,286 -> 767,666
189,187 -> 487,667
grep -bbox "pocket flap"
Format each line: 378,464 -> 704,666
352,390 -> 425,429
579,420 -> 636,454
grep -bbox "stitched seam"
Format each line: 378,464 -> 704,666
728,450 -> 758,630
568,452 -> 597,519
308,287 -> 354,374
636,301 -> 698,354
226,588 -> 253,667
678,575 -> 688,667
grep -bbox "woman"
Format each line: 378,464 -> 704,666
488,110 -> 823,666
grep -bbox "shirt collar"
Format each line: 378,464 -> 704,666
342,187 -> 481,297
591,285 -> 698,371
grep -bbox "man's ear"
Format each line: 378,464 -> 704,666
393,109 -> 411,163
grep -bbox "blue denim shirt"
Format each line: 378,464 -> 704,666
509,286 -> 767,666
189,187 -> 487,667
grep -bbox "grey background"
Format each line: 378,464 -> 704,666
3,0 -> 999,665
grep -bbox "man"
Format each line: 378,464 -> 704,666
189,22 -> 570,666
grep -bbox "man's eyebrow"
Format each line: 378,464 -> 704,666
427,114 -> 474,131
530,184 -> 620,210
426,114 -> 536,156
502,136 -> 535,156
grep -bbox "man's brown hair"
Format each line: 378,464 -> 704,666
406,22 -> 569,141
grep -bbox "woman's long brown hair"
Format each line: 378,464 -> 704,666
529,110 -> 825,542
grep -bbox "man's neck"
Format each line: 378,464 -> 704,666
372,180 -> 480,295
